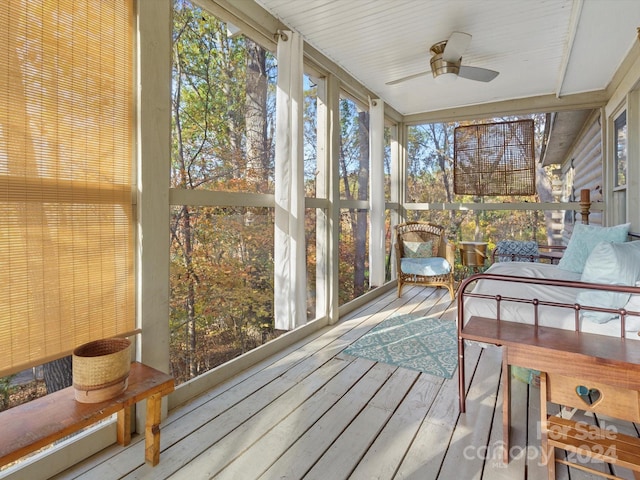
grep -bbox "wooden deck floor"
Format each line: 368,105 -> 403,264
53,285 -> 640,480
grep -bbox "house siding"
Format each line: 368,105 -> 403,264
561,112 -> 603,243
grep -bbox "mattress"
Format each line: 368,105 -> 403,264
462,262 -> 640,338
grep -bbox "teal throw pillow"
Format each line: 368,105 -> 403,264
557,223 -> 630,273
575,240 -> 640,323
403,240 -> 433,258
495,240 -> 539,262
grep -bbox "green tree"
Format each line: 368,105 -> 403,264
170,0 -> 276,383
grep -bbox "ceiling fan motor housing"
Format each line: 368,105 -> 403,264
429,40 -> 460,78
430,54 -> 460,78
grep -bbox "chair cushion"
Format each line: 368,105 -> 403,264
400,257 -> 452,277
495,240 -> 538,262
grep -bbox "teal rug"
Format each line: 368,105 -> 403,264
343,314 -> 458,379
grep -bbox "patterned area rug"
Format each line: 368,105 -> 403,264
343,314 -> 457,379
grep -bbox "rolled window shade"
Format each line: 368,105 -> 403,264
453,119 -> 536,196
0,0 -> 135,377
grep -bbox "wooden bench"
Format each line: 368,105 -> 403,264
459,316 -> 640,463
0,362 -> 174,469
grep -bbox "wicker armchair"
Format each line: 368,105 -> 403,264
395,222 -> 455,299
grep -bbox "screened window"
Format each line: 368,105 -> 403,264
171,1 -> 277,194
614,110 -> 627,188
338,96 -> 370,304
170,1 -> 280,384
613,110 -> 627,224
303,74 -> 320,198
0,0 -> 135,376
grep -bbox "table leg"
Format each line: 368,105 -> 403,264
458,337 -> 466,413
502,349 -> 511,464
145,393 -> 162,466
117,406 -> 132,446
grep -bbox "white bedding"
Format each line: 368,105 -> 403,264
463,262 -> 640,338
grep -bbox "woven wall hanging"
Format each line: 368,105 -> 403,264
453,119 -> 535,196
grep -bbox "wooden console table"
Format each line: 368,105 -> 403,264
460,317 -> 640,463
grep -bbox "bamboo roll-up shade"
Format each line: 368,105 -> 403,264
0,0 -> 135,377
453,119 -> 535,196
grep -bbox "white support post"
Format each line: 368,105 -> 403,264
138,0 -> 172,444
274,30 -> 306,331
326,74 -> 341,325
390,124 -> 401,279
138,0 -> 171,374
315,78 -> 329,320
369,99 -> 385,287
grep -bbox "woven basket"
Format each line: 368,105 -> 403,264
72,338 -> 131,403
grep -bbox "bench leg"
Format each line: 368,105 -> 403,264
117,406 -> 133,446
145,393 -> 163,466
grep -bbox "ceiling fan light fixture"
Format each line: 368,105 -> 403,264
430,55 -> 460,84
434,71 -> 457,84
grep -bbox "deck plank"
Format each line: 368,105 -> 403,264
482,368 -> 528,479
256,362 -> 398,479
527,382 -> 553,480
303,367 -> 421,480
436,345 -> 502,480
164,356 -> 356,479
395,343 -> 482,478
212,357 -> 379,480
348,374 -> 444,480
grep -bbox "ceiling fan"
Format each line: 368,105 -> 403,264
387,31 -> 499,86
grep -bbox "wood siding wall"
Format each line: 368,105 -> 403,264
561,112 -> 603,242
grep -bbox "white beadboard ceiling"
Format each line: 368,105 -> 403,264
254,0 -> 640,116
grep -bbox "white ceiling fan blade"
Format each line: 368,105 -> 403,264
386,70 -> 430,86
458,65 -> 499,82
442,31 -> 472,62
